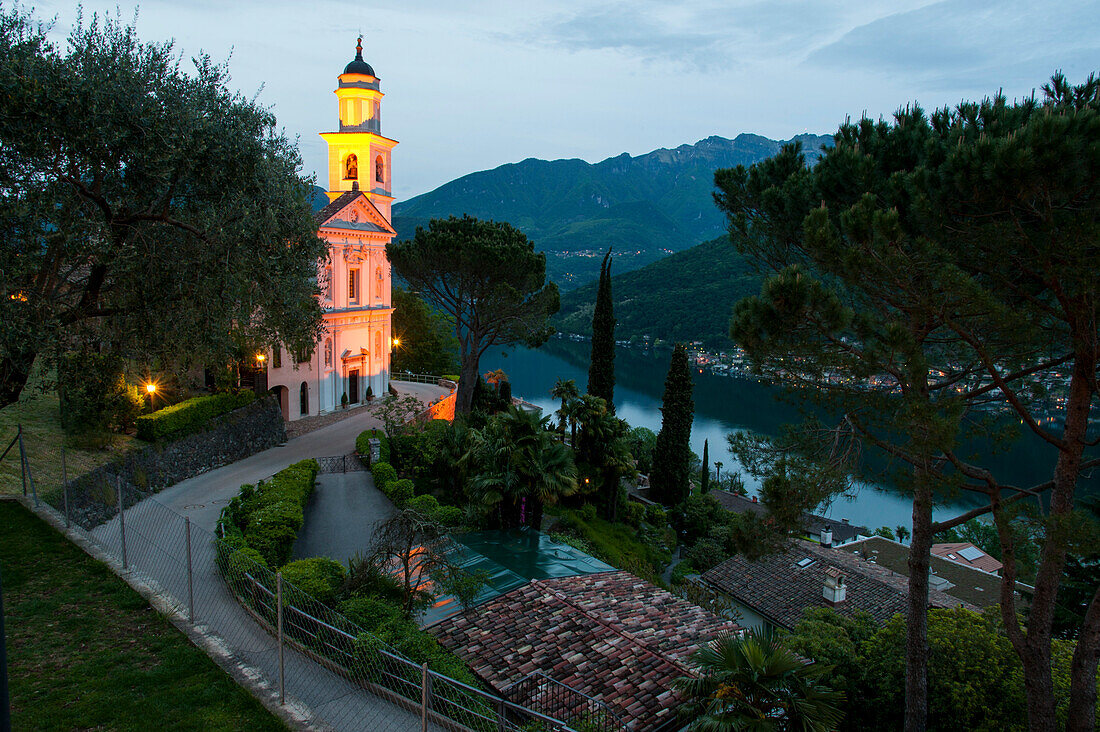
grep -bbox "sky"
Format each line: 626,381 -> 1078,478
34,1 -> 1100,201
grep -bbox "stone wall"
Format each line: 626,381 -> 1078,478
66,396 -> 286,528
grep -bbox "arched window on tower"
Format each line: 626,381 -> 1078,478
375,266 -> 383,299
375,155 -> 384,185
299,382 -> 309,416
345,153 -> 358,180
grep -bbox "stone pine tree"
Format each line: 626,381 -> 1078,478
650,344 -> 694,506
700,439 -> 710,493
587,248 -> 616,411
716,74 -> 1100,732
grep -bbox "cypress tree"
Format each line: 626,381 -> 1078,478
587,248 -> 616,411
650,344 -> 694,506
701,438 -> 710,493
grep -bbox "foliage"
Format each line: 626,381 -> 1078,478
555,508 -> 670,586
622,500 -> 646,528
57,351 -> 144,435
370,461 -> 398,492
587,248 -> 616,408
0,7 -> 325,407
355,428 -> 390,464
464,405 -> 577,529
374,393 -> 426,471
650,344 -> 695,506
700,438 -> 710,493
135,390 -> 256,442
217,459 -> 318,567
279,557 -> 346,607
391,286 -> 459,375
645,503 -> 667,526
675,630 -> 845,732
679,494 -> 725,545
624,426 -> 658,474
382,478 -> 415,508
387,215 -> 559,414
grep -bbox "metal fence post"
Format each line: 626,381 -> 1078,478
116,478 -> 128,569
185,517 -> 195,622
61,440 -> 71,529
17,425 -> 26,498
277,571 -> 285,705
421,662 -> 430,732
496,696 -> 506,732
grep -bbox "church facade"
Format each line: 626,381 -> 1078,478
265,39 -> 396,421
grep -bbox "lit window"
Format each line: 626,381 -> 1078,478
344,153 -> 358,180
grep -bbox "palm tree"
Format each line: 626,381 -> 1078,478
675,631 -> 845,732
466,406 -> 577,529
573,394 -> 635,522
550,377 -> 579,438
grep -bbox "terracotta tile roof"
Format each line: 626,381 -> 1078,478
931,542 -> 1003,574
428,570 -> 740,731
702,539 -> 973,629
709,490 -> 869,544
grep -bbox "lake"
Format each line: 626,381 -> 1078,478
483,338 -> 1088,532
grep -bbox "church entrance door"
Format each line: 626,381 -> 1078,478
348,369 -> 360,403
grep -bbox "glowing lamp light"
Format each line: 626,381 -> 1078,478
145,383 -> 157,395
392,337 -> 401,347
256,353 -> 267,363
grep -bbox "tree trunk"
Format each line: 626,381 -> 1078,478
456,354 -> 480,415
0,350 -> 36,409
1067,586 -> 1100,732
904,476 -> 932,732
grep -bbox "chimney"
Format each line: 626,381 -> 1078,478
841,518 -> 849,524
820,528 -> 833,547
751,495 -> 757,503
823,567 -> 846,605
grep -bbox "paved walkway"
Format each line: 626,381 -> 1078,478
292,472 -> 396,564
83,381 -> 451,732
155,381 -> 447,532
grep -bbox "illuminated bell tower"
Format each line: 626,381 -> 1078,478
320,37 -> 397,221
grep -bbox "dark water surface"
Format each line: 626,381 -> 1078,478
483,339 -> 1093,532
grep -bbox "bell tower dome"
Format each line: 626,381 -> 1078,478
320,37 -> 398,220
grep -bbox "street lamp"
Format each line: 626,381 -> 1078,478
391,337 -> 401,349
144,382 -> 157,413
256,353 -> 266,365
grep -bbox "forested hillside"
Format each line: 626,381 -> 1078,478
392,133 -> 831,288
552,236 -> 761,348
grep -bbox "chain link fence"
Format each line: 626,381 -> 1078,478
9,428 -> 582,732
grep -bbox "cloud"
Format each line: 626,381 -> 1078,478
805,0 -> 1100,91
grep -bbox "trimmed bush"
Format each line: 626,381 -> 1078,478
370,461 -> 397,492
218,459 -> 319,568
386,478 -> 415,508
406,494 -> 440,515
644,503 -> 667,526
433,505 -> 463,527
136,390 -> 256,442
339,596 -> 402,629
280,557 -> 347,606
355,428 -> 391,464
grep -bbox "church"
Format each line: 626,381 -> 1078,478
265,38 -> 396,421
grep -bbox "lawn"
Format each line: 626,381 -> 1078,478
0,501 -> 286,731
550,508 -> 673,588
0,378 -> 137,495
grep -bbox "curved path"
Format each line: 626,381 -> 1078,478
155,381 -> 448,532
292,471 -> 396,564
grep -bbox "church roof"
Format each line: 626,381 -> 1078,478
343,37 -> 376,77
314,190 -> 396,236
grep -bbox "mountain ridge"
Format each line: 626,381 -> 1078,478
392,132 -> 831,288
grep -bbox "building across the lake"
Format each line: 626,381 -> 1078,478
266,38 -> 396,420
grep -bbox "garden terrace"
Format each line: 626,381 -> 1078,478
428,570 -> 740,732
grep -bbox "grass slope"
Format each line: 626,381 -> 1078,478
0,381 -> 136,495
0,501 -> 286,731
553,235 -> 762,348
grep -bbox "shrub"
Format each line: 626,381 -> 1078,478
371,461 -> 397,491
578,503 -> 597,521
338,596 -> 402,630
645,504 -> 667,526
386,478 -> 415,507
218,459 -> 318,567
406,494 -> 440,515
59,352 -> 144,434
136,390 -> 256,442
622,500 -> 646,527
343,554 -> 407,603
434,505 -> 463,527
280,557 -> 347,606
355,428 -> 390,464
442,375 -> 459,383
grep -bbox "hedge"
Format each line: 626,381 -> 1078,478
370,461 -> 397,492
384,478 -> 414,508
405,495 -> 462,527
218,459 -> 319,567
136,390 -> 256,442
281,557 -> 347,606
355,428 -> 391,465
